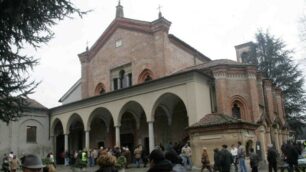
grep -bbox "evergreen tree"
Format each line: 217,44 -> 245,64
244,31 -> 306,135
0,0 -> 85,123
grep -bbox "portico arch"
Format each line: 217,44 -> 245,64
87,107 -> 115,148
118,101 -> 147,151
151,93 -> 188,148
52,119 -> 64,164
67,113 -> 85,152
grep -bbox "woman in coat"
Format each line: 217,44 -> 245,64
201,147 -> 212,172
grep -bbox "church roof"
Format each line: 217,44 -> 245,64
168,34 -> 210,61
59,79 -> 81,103
187,113 -> 258,130
25,98 -> 47,110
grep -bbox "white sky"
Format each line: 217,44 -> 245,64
27,0 -> 306,108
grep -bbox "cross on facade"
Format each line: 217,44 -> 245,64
157,5 -> 162,12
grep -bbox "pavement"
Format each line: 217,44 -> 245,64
55,160 -> 272,172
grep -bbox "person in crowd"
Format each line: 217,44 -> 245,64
200,147 -> 212,172
96,153 -> 118,172
134,144 -> 143,168
122,147 -> 131,169
213,148 -> 221,172
142,148 -> 149,168
230,144 -> 238,172
22,154 -> 45,172
10,155 -> 20,172
89,149 -> 95,167
8,152 -> 14,162
181,142 -> 192,170
237,141 -> 247,172
267,144 -> 277,172
47,152 -> 55,168
249,148 -> 259,172
286,142 -> 300,172
64,151 -> 70,166
147,149 -> 172,172
219,145 -> 233,172
165,150 -> 186,172
2,154 -> 9,172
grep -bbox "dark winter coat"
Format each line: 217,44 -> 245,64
286,144 -> 299,165
95,166 -> 118,172
267,147 -> 277,164
249,152 -> 259,168
147,159 -> 173,172
219,148 -> 233,172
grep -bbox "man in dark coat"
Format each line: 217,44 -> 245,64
267,144 -> 277,172
286,143 -> 300,172
219,145 -> 233,172
147,149 -> 172,172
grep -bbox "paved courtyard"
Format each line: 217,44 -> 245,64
55,163 -> 259,172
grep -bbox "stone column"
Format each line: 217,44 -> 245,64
115,126 -> 120,146
148,121 -> 155,153
274,129 -> 280,152
259,127 -> 267,161
85,130 -> 90,150
279,130 -> 283,146
266,128 -> 272,145
64,134 -> 69,152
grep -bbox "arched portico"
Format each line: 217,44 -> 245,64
67,113 -> 85,152
151,93 -> 188,150
52,119 -> 64,164
117,101 -> 148,152
87,107 -> 115,149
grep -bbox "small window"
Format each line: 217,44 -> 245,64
113,78 -> 118,90
26,126 -> 37,143
128,73 -> 132,86
232,103 -> 241,119
115,40 -> 122,48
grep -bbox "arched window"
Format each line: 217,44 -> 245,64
138,69 -> 154,84
119,70 -> 125,88
144,75 -> 152,82
231,96 -> 249,120
232,103 -> 241,119
95,83 -> 105,95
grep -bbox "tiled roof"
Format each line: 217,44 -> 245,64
188,113 -> 257,129
25,98 -> 47,109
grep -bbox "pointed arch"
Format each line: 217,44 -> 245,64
230,95 -> 249,120
138,69 -> 154,84
95,83 -> 106,95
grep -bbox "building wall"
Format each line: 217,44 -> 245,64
213,66 -> 259,122
80,26 -> 206,99
0,110 -> 51,159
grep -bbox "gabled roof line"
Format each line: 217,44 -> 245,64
59,79 -> 81,102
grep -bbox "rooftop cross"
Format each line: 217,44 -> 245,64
157,5 -> 162,18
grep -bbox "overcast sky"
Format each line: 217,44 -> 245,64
27,0 -> 306,108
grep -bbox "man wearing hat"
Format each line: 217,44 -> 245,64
22,154 -> 45,172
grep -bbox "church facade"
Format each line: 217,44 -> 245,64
49,3 -> 289,167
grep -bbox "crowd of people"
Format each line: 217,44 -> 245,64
1,151 -> 56,172
1,140 -> 305,172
